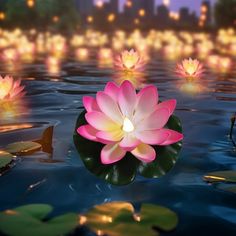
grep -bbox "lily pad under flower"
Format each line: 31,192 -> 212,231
74,81 -> 183,185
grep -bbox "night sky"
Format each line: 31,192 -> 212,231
95,0 -> 217,15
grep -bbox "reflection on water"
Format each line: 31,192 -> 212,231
0,49 -> 235,236
0,123 -> 33,133
0,99 -> 29,121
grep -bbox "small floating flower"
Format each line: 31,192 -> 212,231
115,49 -> 145,72
176,58 -> 204,80
77,81 -> 183,165
0,75 -> 25,101
2,48 -> 19,63
75,48 -> 89,61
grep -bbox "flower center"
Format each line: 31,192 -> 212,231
0,84 -> 11,99
185,64 -> 197,76
123,55 -> 138,69
122,117 -> 134,133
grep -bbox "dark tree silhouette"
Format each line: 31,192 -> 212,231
5,0 -> 80,33
214,0 -> 236,28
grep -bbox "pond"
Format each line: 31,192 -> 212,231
0,48 -> 236,235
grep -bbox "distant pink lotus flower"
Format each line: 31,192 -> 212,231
2,48 -> 19,63
176,58 -> 204,79
77,81 -> 183,165
0,75 -> 25,101
115,49 -> 145,71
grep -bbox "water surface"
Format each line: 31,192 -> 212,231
0,52 -> 236,236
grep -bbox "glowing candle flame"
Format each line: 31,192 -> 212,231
123,117 -> 134,133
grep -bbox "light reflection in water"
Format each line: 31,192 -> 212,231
0,99 -> 29,122
178,80 -> 208,95
113,71 -> 147,89
0,123 -> 33,133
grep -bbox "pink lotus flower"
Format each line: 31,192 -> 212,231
0,75 -> 25,101
176,58 -> 204,79
2,48 -> 19,63
77,81 -> 183,165
115,49 -> 145,71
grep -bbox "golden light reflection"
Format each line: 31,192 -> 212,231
204,175 -> 226,182
0,123 -> 33,133
18,42 -> 35,62
102,215 -> 113,223
75,48 -> 89,61
4,210 -> 18,215
46,56 -> 61,75
178,81 -> 207,95
163,44 -> 181,60
2,48 -> 18,63
219,57 -> 232,73
0,99 -> 29,121
98,48 -> 113,67
113,71 -> 146,89
79,215 -> 87,225
207,55 -> 219,70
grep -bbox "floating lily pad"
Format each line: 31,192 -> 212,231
0,151 -> 14,168
203,171 -> 236,183
5,141 -> 42,156
82,201 -> 178,236
0,204 -> 78,236
73,110 -> 183,185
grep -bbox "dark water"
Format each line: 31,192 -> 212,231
0,53 -> 236,236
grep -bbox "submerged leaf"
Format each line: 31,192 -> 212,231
74,110 -> 183,185
5,141 -> 42,156
0,204 -> 78,236
83,202 -> 178,236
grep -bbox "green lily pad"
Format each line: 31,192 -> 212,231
0,204 -> 78,236
73,110 -> 183,185
0,151 -> 14,168
203,171 -> 236,183
82,201 -> 178,236
5,141 -> 42,156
